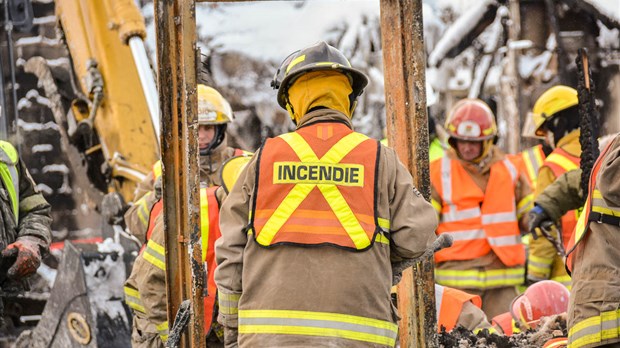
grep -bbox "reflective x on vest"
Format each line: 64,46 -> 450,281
431,155 -> 524,267
566,137 -> 620,273
251,125 -> 381,251
0,141 -> 19,220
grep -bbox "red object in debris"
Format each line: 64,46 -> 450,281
49,237 -> 104,251
491,312 -> 514,336
510,280 -> 570,330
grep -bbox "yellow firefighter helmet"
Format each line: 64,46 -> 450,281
197,84 -> 233,125
528,85 -> 578,137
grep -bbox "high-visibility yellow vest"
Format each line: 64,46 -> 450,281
0,141 -> 19,220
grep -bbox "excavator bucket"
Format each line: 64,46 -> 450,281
15,241 -> 132,348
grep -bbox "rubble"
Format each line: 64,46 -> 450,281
439,315 -> 568,348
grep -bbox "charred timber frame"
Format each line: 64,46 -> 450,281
380,0 -> 438,347
155,0 -> 206,347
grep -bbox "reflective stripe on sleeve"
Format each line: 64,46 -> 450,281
136,197 -> 150,229
143,239 -> 166,271
218,292 -> 241,315
550,274 -> 572,290
591,190 -> 620,217
156,321 -> 169,342
528,255 -> 552,277
435,267 -> 525,288
238,309 -> 398,347
568,309 -> 620,348
517,194 -> 534,219
123,286 -> 146,313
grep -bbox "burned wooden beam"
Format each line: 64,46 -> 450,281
155,0 -> 205,346
380,0 -> 438,347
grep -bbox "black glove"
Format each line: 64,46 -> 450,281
528,205 -> 550,239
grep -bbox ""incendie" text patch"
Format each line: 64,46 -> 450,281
273,162 -> 364,187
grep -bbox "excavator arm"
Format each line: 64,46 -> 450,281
55,0 -> 158,202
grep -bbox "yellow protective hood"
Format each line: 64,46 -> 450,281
287,70 -> 353,122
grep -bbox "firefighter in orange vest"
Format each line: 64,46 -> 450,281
564,134 -> 620,347
435,284 -> 494,333
124,85 -> 248,244
123,85 -> 249,347
430,98 -> 531,319
214,41 -> 438,348
526,86 -> 581,288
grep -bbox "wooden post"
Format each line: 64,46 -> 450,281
380,0 -> 437,347
504,0 -> 522,154
155,0 -> 205,346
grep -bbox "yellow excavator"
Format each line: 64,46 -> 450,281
1,0 -> 158,346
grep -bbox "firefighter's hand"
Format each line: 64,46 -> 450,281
1,237 -> 42,279
528,205 -> 550,240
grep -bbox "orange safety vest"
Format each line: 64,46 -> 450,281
142,199 -> 163,253
542,147 -> 580,247
436,285 -> 482,332
565,138 -> 620,273
250,122 -> 382,251
431,156 -> 524,266
200,186 -> 221,331
141,187 -> 222,333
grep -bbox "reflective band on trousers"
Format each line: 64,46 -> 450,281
568,309 -> 620,348
435,268 -> 525,288
238,309 -> 398,347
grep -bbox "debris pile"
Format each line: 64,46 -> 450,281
439,315 -> 568,348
